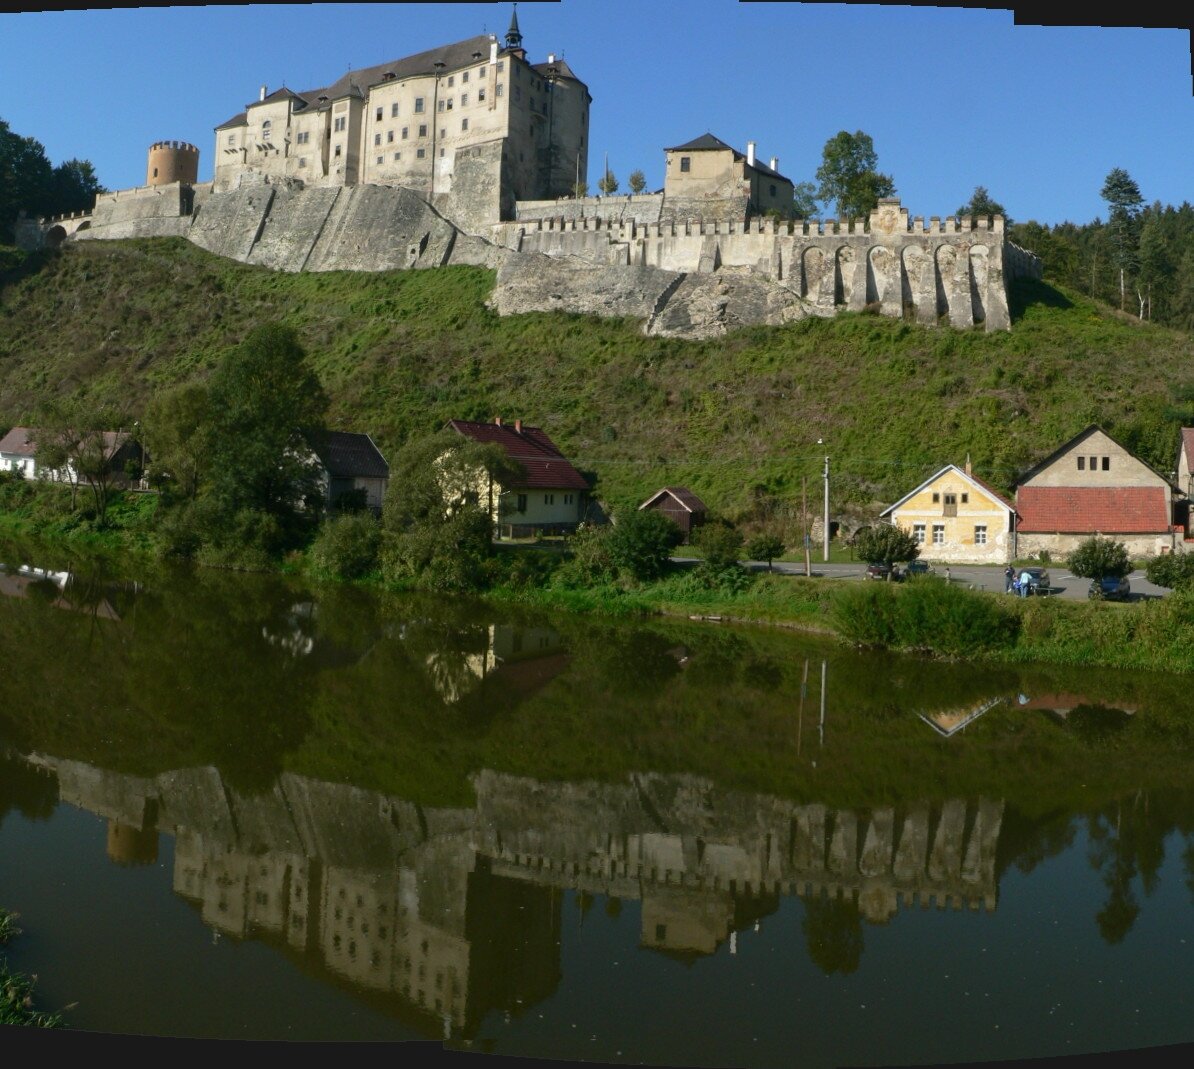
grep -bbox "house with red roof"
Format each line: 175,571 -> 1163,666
880,461 -> 1017,563
446,417 -> 590,538
1011,425 -> 1182,558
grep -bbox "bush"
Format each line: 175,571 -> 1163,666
693,521 -> 744,569
308,512 -> 381,580
607,509 -> 682,582
553,522 -> 618,588
854,523 -> 920,567
1145,552 -> 1194,591
1067,537 -> 1130,580
745,533 -> 785,569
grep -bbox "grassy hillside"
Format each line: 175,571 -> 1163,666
3,238 -> 1193,525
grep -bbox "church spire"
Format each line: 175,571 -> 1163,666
505,3 -> 523,50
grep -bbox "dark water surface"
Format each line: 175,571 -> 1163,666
0,548 -> 1191,1065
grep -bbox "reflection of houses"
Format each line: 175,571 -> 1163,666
0,564 -> 123,621
918,697 -> 1005,738
22,754 -> 1006,1038
424,623 -> 568,704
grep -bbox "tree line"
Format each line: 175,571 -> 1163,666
0,118 -> 105,244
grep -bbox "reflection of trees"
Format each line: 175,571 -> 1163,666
801,895 -> 863,975
1086,791 -> 1170,946
0,753 -> 58,826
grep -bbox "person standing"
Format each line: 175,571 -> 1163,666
1004,563 -> 1015,593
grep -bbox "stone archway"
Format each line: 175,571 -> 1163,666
46,225 -> 67,248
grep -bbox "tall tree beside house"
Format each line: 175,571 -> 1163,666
1101,167 -> 1145,314
141,381 -> 212,501
792,181 -> 819,219
380,430 -> 524,591
853,523 -> 920,572
814,131 -> 895,220
30,399 -> 132,524
628,169 -> 646,194
202,323 -> 329,554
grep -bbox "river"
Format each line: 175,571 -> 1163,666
0,546 -> 1191,1064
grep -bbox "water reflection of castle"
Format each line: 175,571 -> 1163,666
19,751 -> 1004,1037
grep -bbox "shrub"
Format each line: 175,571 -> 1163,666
745,533 -> 785,570
607,509 -> 682,582
854,523 -> 920,567
554,522 -> 618,588
1067,537 -> 1130,580
308,512 -> 381,580
1145,552 -> 1194,591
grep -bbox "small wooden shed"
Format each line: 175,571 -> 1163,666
638,486 -> 708,542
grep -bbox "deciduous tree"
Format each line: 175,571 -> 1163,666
628,169 -> 646,194
854,523 -> 920,571
814,131 -> 895,220
1067,536 -> 1131,581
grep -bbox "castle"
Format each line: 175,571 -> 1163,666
17,7 -> 1041,338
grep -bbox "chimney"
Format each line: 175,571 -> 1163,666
746,141 -> 756,167
770,156 -> 778,172
964,453 -> 972,476
489,38 -> 499,63
515,419 -> 523,434
547,53 -> 555,63
494,416 -> 503,426
259,85 -> 267,102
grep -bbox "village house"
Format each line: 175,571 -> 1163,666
0,426 -> 141,487
1011,425 -> 1183,558
662,133 -> 795,221
446,417 -> 590,538
880,461 -> 1017,564
1174,428 -> 1194,537
638,486 -> 708,543
311,430 -> 390,514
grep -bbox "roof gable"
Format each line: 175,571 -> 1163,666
639,486 -> 708,513
1013,425 -> 1174,490
313,431 -> 389,480
880,465 -> 1016,517
446,419 -> 589,491
666,133 -> 738,154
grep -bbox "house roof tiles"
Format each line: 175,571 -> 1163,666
314,431 -> 389,480
664,132 -> 790,181
639,486 -> 708,513
1014,486 -> 1171,533
447,419 -> 590,491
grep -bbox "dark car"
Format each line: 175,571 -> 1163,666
1089,575 -> 1131,601
865,562 -> 894,581
904,559 -> 931,576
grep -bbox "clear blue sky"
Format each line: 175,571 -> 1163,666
4,2 -> 1191,226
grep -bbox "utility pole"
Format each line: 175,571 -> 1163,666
802,476 -> 811,577
823,454 -> 830,562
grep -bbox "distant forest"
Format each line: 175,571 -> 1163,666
1010,201 -> 1194,332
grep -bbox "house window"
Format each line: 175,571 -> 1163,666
1089,456 -> 1097,469
391,102 -> 400,117
931,492 -> 940,503
418,124 -> 427,137
461,118 -> 468,131
913,523 -> 926,544
516,493 -> 527,512
334,116 -> 346,132
975,525 -> 987,545
1077,456 -> 1085,470
227,134 -> 235,145
932,524 -> 945,546
680,156 -> 691,172
498,60 -> 504,72
296,131 -> 309,144
415,97 -> 425,112
769,184 -> 777,197
544,494 -> 554,505
416,148 -> 425,158
943,493 -> 957,516
1102,456 -> 1110,470
564,494 -> 573,505
375,106 -> 383,121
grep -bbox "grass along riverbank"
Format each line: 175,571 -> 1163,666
0,909 -> 63,1028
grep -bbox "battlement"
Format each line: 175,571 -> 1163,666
150,140 -> 199,155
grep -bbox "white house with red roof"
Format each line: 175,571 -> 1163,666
1011,425 -> 1182,558
0,426 -> 140,486
446,417 -> 590,538
880,461 -> 1018,563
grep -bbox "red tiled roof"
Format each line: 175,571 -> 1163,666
447,419 -> 590,491
966,471 -> 1017,513
1015,486 -> 1171,533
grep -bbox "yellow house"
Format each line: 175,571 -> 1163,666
880,462 -> 1017,564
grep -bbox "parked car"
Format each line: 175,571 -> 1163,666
1014,567 -> 1051,596
1089,575 -> 1131,601
865,562 -> 894,581
904,559 -> 931,576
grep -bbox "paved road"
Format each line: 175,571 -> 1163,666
674,558 -> 1168,602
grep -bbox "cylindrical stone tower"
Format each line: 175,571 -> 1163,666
146,140 -> 199,186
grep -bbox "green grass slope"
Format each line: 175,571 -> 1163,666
3,238 -> 1192,521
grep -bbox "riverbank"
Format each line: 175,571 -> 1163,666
0,909 -> 63,1028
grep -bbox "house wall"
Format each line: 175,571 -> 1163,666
642,500 -> 699,541
1017,531 -> 1177,559
890,480 -> 1013,564
1019,429 -> 1165,490
497,487 -> 585,530
0,452 -> 36,479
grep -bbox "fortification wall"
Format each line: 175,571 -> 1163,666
515,193 -> 665,226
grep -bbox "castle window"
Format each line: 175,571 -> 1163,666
376,156 -> 383,165
402,127 -> 408,139
496,84 -> 503,97
440,128 -> 446,139
461,93 -> 468,106
153,167 -> 158,178
447,75 -> 454,87
497,60 -> 504,72
375,106 -> 382,121
298,157 -> 307,168
680,156 -> 690,172
447,98 -> 453,110
478,87 -> 486,102
227,134 -> 235,146
334,116 -> 346,132
387,130 -> 394,143
391,102 -> 400,117
393,152 -> 401,161
418,124 -> 427,137
438,99 -> 445,112
514,86 -> 521,101
439,147 -> 445,157
415,97 -> 425,112
416,148 -> 425,158
461,118 -> 468,131
296,131 -> 309,144
334,145 -> 342,157
462,70 -> 469,83
374,133 -> 381,146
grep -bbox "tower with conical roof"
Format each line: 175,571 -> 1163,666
505,4 -> 523,50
